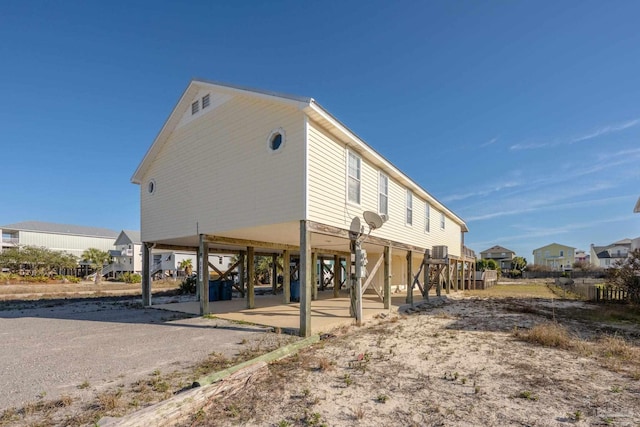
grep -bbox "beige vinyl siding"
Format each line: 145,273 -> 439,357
18,231 -> 114,258
141,94 -> 306,243
307,122 -> 462,257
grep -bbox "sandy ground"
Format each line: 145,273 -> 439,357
190,293 -> 640,427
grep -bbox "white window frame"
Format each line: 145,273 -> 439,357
347,150 -> 361,205
425,203 -> 430,233
440,212 -> 445,229
378,172 -> 388,217
406,190 -> 413,226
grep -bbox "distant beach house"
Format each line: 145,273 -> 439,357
590,238 -> 639,268
479,245 -> 516,270
131,79 -> 475,336
0,220 -> 118,258
532,243 -> 576,271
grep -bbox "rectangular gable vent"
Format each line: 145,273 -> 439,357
202,94 -> 210,109
191,101 -> 199,115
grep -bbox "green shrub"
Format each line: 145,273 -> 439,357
121,272 -> 142,283
180,276 -> 197,294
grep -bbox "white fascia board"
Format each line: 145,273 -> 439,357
305,101 -> 468,231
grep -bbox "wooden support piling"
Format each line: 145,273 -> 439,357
238,251 -> 246,297
406,251 -> 413,305
383,246 -> 391,309
423,256 -> 429,300
142,243 -> 152,307
246,247 -> 255,309
283,250 -> 291,304
271,254 -> 278,295
299,220 -> 312,337
333,255 -> 341,298
198,235 -> 209,315
311,252 -> 318,301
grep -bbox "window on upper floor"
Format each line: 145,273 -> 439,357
560,250 -> 564,257
347,151 -> 361,204
378,173 -> 388,217
406,190 -> 413,225
440,212 -> 445,229
425,203 -> 430,233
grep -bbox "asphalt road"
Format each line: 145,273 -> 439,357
0,296 -> 276,410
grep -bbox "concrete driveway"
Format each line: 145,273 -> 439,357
0,296 -> 279,411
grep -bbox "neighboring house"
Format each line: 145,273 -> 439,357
104,230 -> 143,277
479,245 -> 515,270
590,238 -> 635,268
131,79 -> 474,336
532,243 -> 576,270
151,251 -> 234,279
574,250 -> 589,264
0,221 -> 118,258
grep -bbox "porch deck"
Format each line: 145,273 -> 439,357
152,288 -> 426,335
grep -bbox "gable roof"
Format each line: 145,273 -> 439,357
0,221 -> 119,239
532,243 -> 576,252
115,230 -> 142,245
612,238 -> 632,246
131,79 -> 468,232
480,245 -> 514,255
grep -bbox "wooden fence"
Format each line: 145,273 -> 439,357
593,286 -> 632,302
564,282 -> 634,302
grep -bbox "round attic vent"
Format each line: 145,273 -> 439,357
267,128 -> 286,152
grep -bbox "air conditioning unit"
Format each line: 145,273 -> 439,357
432,245 -> 448,260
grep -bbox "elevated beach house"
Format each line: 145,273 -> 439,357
132,80 -> 474,336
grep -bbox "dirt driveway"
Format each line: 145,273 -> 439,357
0,296 -> 290,415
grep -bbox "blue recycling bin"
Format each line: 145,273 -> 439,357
209,279 -> 233,301
208,280 -> 220,301
220,280 -> 233,301
290,280 -> 300,302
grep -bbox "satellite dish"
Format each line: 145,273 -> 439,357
363,211 -> 385,230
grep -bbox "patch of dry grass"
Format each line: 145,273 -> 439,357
465,283 -> 557,299
514,322 -> 640,375
560,304 -> 640,324
515,322 -> 574,349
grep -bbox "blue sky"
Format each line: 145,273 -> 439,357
1,1 -> 639,261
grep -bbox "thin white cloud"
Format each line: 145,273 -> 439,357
509,141 -> 551,150
467,214 -> 634,248
571,119 -> 639,143
480,137 -> 498,148
442,181 -> 520,203
597,147 -> 640,160
465,192 -> 625,222
509,118 -> 639,151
